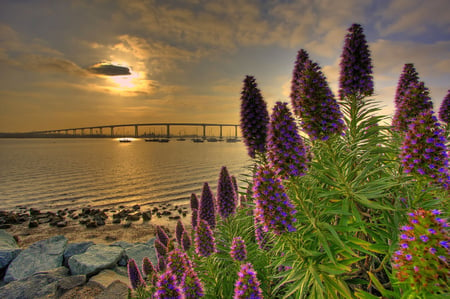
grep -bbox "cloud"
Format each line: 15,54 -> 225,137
87,62 -> 131,76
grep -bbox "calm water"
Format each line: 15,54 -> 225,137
0,138 -> 251,211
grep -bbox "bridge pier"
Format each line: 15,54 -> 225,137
110,127 -> 114,137
219,126 -> 223,138
235,125 -> 238,137
202,125 -> 206,138
166,124 -> 170,138
135,125 -> 139,138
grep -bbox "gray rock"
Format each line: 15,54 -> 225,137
95,280 -> 129,299
89,269 -> 130,289
57,274 -> 86,293
63,241 -> 94,267
68,244 -> 124,276
4,235 -> 67,282
0,230 -> 21,270
123,243 -> 157,273
0,267 -> 69,299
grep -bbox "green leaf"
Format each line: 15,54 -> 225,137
367,271 -> 396,298
354,289 -> 382,299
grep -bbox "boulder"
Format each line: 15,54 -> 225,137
122,243 -> 157,273
0,267 -> 69,299
89,269 -> 130,289
95,280 -> 129,299
63,241 -> 94,267
68,244 -> 124,276
0,230 -> 21,270
4,235 -> 67,282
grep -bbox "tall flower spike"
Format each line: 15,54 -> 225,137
181,267 -> 205,298
199,182 -> 216,229
253,164 -> 297,235
182,231 -> 191,252
233,263 -> 263,299
230,236 -> 247,262
240,75 -> 270,158
339,23 -> 374,99
217,166 -> 237,219
400,110 -> 449,189
142,257 -> 157,285
438,90 -> 450,125
195,219 -> 217,257
291,49 -> 311,115
127,258 -> 146,290
231,175 -> 239,201
292,59 -> 345,140
392,209 -> 449,295
167,248 -> 191,284
176,220 -> 185,246
254,215 -> 270,250
190,193 -> 199,210
267,101 -> 309,179
191,208 -> 198,230
393,80 -> 434,132
394,63 -> 420,108
156,225 -> 170,247
154,270 -> 183,299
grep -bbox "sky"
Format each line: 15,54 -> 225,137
0,0 -> 449,133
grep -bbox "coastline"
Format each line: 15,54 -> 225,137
2,203 -> 192,249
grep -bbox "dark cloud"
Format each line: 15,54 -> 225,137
88,63 -> 131,76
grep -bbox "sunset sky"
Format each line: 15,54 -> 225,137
1,0 -> 449,132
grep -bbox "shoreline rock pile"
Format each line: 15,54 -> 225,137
0,230 -> 158,298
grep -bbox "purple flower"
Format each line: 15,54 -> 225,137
399,110 -> 450,189
176,220 -> 186,246
167,248 -> 191,283
405,254 -> 413,261
338,23 -> 374,99
267,101 -> 309,179
240,75 -> 269,158
392,80 -> 434,132
429,247 -> 437,254
253,164 -> 297,235
439,240 -> 448,249
154,270 -> 183,299
420,235 -> 429,242
181,267 -> 205,298
127,258 -> 146,290
233,263 -> 263,299
195,219 -> 216,257
199,182 -> 216,229
291,49 -> 311,117
156,225 -> 170,247
394,64 -> 420,109
230,236 -> 247,262
438,90 -> 450,124
290,57 -> 344,140
217,166 -> 237,219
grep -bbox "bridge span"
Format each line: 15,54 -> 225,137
30,123 -> 240,138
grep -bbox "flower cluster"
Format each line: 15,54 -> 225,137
400,110 -> 449,189
392,209 -> 449,295
392,81 -> 434,132
291,59 -> 344,140
233,263 -> 263,299
181,268 -> 205,298
267,101 -> 309,179
291,49 -> 311,116
195,219 -> 217,257
338,23 -> 374,99
230,236 -> 247,262
253,164 -> 297,235
199,182 -> 216,229
154,270 -> 183,299
217,166 -> 237,219
394,63 -> 420,108
240,75 -> 270,158
167,248 -> 192,284
439,90 -> 450,125
127,258 -> 146,290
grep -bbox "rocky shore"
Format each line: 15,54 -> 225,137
0,203 -> 191,298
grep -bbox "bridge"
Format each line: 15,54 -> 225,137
29,123 -> 240,138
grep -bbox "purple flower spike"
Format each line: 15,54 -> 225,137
253,164 -> 297,235
394,64 -> 420,108
195,219 -> 217,257
399,110 -> 449,189
267,101 -> 309,179
438,90 -> 450,124
191,208 -> 199,230
182,231 -> 192,252
127,258 -> 146,290
190,193 -> 199,210
392,81 -> 434,132
291,57 -> 344,140
154,238 -> 168,258
254,215 -> 269,250
199,182 -> 216,229
154,270 -> 183,299
181,267 -> 205,298
167,248 -> 191,283
291,49 -> 311,117
233,263 -> 263,299
156,225 -> 170,247
339,23 -> 374,99
230,236 -> 247,262
142,257 -> 157,285
240,75 -> 270,158
217,166 -> 237,219
176,220 -> 186,246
